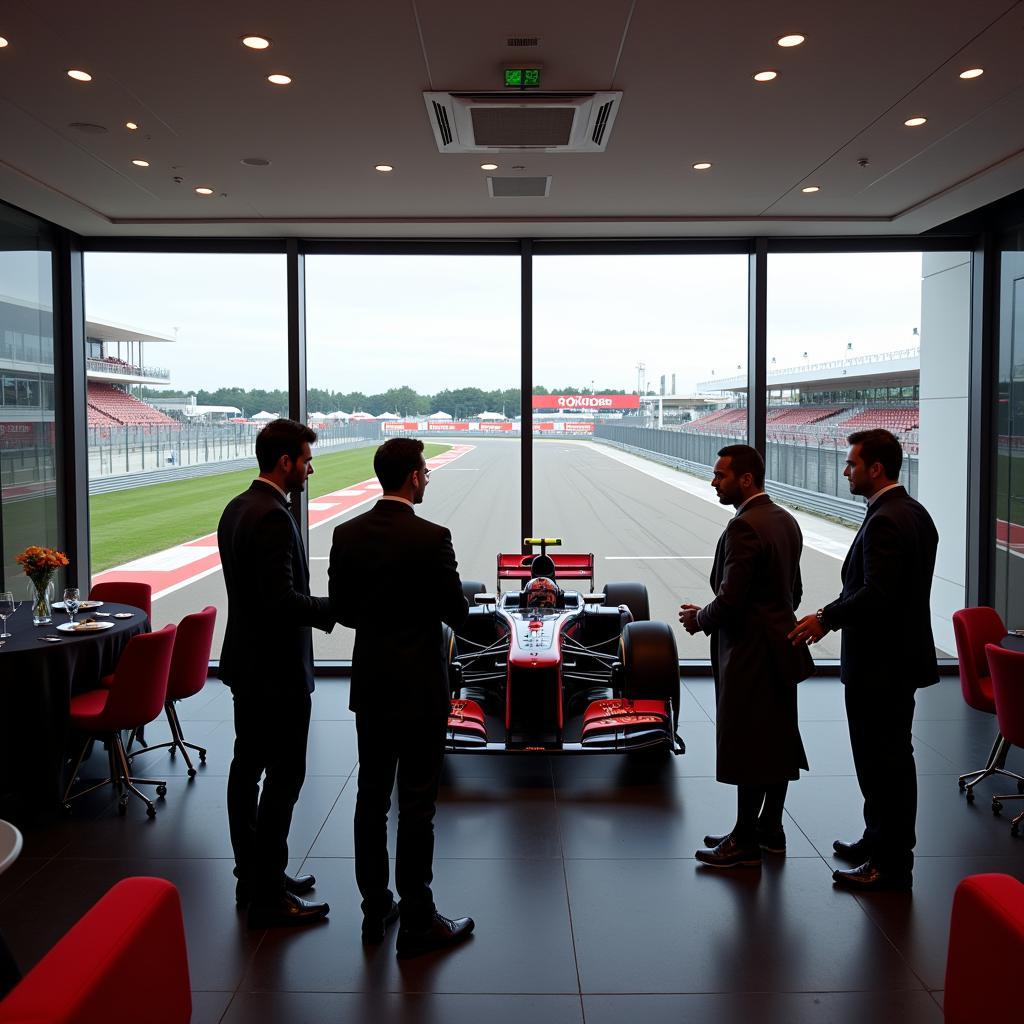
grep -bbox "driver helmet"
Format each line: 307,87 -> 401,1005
523,576 -> 559,610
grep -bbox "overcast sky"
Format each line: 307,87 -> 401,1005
72,250 -> 931,398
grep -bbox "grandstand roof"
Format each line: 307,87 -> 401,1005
698,348 -> 920,394
85,317 -> 174,345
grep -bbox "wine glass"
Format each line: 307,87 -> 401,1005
0,591 -> 14,638
63,587 -> 81,626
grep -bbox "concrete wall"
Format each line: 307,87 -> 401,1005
918,251 -> 971,655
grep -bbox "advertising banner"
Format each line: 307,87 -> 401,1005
532,394 -> 640,411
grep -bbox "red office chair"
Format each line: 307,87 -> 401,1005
128,606 -> 216,778
0,877 -> 191,1024
63,624 -> 176,819
89,580 -> 152,623
985,643 -> 1024,835
952,607 -> 1024,800
944,873 -> 1024,1023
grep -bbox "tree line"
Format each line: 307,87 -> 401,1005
137,384 -> 632,419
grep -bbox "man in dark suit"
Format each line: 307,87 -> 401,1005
681,444 -> 813,868
329,437 -> 473,958
790,428 -> 938,891
218,418 -> 335,927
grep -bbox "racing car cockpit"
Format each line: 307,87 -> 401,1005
522,575 -> 561,612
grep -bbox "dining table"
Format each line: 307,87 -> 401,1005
0,602 -> 149,819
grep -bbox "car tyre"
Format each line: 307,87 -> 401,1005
619,620 -> 680,732
462,580 -> 487,604
603,582 -> 650,622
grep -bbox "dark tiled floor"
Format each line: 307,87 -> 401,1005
1,677 -> 1022,1023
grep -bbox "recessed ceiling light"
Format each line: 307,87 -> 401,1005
194,186 -> 215,195
480,162 -> 499,171
0,37 -> 9,48
375,164 -> 394,173
241,157 -> 271,166
67,69 -> 92,82
959,68 -> 984,79
131,159 -> 149,167
267,73 -> 291,85
904,116 -> 927,127
242,35 -> 271,49
777,34 -> 805,47
801,185 -> 820,193
125,121 -> 138,131
753,70 -> 778,82
692,162 -> 712,170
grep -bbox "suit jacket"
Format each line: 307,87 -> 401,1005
217,480 -> 334,694
696,494 -> 813,783
328,499 -> 468,716
823,485 -> 939,689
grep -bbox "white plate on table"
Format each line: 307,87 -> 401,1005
52,600 -> 104,611
56,620 -> 115,632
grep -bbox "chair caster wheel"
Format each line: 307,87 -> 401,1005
992,800 -> 1003,815
1012,825 -> 1020,837
1017,780 -> 1024,794
155,784 -> 167,797
965,789 -> 975,803
169,748 -> 176,759
958,779 -> 965,791
117,798 -> 128,816
63,802 -> 72,814
146,804 -> 156,819
187,768 -> 197,779
199,753 -> 207,764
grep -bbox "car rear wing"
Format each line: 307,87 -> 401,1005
496,551 -> 595,592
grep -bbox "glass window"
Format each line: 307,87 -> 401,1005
0,205 -> 60,595
768,251 -> 970,659
533,254 -> 749,659
84,252 -> 288,658
305,253 -> 521,660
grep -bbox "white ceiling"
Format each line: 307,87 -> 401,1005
1,0 -> 1023,238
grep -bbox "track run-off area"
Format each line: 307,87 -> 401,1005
106,438 -> 858,662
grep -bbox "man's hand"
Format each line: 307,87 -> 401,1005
679,603 -> 701,635
789,613 -> 826,646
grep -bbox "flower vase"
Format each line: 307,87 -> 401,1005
30,578 -> 54,625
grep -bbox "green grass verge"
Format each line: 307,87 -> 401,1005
88,442 -> 451,573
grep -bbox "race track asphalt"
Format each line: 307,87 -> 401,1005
147,437 -> 850,663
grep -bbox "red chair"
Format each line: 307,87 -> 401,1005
944,873 -> 1024,1023
89,580 -> 152,623
63,624 -> 176,819
129,607 -> 216,778
0,877 -> 191,1024
985,643 -> 1024,834
952,607 -> 1024,800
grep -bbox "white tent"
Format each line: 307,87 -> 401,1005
325,410 -> 351,420
378,412 -> 401,420
251,410 -> 276,421
349,411 -> 375,420
476,410 -> 506,420
427,411 -> 453,420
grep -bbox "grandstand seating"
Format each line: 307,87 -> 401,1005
682,404 -> 918,441
767,405 -> 848,426
839,406 -> 919,433
87,384 -> 178,428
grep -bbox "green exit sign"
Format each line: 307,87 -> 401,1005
505,68 -> 541,88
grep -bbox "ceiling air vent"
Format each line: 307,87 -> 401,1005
506,36 -> 540,47
487,176 -> 551,198
424,91 -> 621,153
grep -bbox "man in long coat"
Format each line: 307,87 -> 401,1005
681,444 -> 813,868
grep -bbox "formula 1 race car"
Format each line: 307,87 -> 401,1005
445,539 -> 684,756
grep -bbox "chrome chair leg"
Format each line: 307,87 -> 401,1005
960,734 -> 1024,801
112,735 -> 165,818
127,702 -> 206,778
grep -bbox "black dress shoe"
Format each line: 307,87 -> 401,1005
362,899 -> 400,943
236,872 -> 317,907
831,861 -> 912,892
694,833 -> 762,868
247,892 -> 330,929
396,912 -> 475,958
703,826 -> 786,854
832,837 -> 871,863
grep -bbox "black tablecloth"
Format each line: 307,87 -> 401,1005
1000,633 -> 1024,654
0,603 -> 149,820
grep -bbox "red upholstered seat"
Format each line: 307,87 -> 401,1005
984,644 -> 1024,832
0,877 -> 191,1024
89,580 -> 152,624
944,873 -> 1024,1024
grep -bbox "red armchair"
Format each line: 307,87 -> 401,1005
63,624 -> 176,818
952,607 -> 1024,800
944,873 -> 1024,1023
985,642 -> 1024,834
88,580 -> 152,624
0,877 -> 191,1024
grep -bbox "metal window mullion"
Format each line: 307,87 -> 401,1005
521,239 -> 533,549
286,239 -> 309,549
747,239 -> 768,456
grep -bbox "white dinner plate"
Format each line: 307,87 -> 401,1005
56,620 -> 115,632
52,600 -> 104,611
